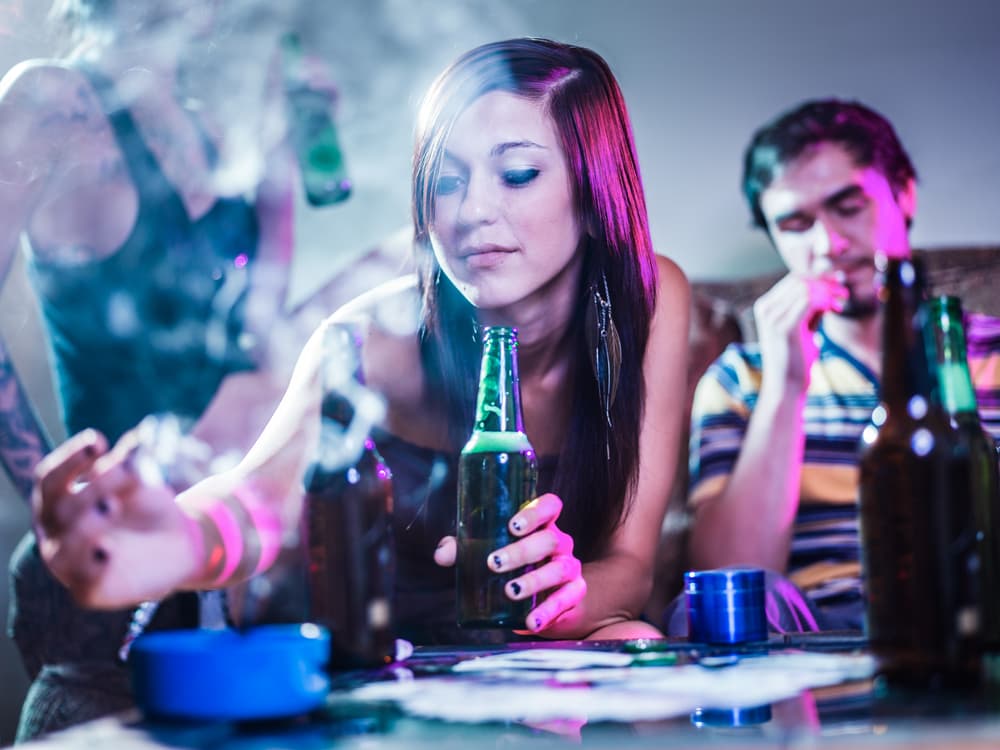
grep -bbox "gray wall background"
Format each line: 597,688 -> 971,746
1,0 -> 998,743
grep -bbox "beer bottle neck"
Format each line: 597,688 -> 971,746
313,324 -> 374,473
928,296 -> 979,416
879,257 -> 937,410
472,327 -> 524,434
321,392 -> 354,428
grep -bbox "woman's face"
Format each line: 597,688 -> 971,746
428,90 -> 583,313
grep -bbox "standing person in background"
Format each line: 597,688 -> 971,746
0,0 -> 403,740
32,38 -> 690,646
685,99 -> 1000,632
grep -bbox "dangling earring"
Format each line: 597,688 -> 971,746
585,271 -> 622,446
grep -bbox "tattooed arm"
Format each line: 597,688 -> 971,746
0,62 -> 69,500
0,341 -> 52,501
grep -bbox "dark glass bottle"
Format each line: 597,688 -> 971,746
858,256 -> 981,688
926,295 -> 1000,651
281,33 -> 352,206
304,326 -> 395,669
457,327 -> 538,628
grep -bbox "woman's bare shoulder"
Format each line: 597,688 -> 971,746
0,59 -> 93,113
0,60 -> 102,151
652,253 -> 689,301
647,253 -> 691,354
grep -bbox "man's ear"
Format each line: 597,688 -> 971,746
897,178 -> 917,227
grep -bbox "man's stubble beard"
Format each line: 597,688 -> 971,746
836,286 -> 879,320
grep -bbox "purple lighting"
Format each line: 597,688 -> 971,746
234,253 -> 249,269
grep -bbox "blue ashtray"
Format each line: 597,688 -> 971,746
130,623 -> 330,720
685,568 -> 767,645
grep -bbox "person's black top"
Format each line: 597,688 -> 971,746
10,67 -> 259,741
26,68 -> 259,442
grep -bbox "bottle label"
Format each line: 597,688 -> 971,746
957,606 -> 980,637
368,598 -> 390,629
939,361 -> 978,414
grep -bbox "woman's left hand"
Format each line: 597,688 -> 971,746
434,492 -> 586,634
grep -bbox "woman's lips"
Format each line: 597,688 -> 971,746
460,246 -> 515,269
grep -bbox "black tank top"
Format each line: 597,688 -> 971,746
11,68 -> 255,688
25,68 -> 259,442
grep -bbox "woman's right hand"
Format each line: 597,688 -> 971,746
32,428 -> 203,610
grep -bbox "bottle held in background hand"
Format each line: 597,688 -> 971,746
281,33 -> 352,206
457,326 -> 538,628
304,326 -> 396,668
926,295 -> 1000,651
858,257 -> 982,689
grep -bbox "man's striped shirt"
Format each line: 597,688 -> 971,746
688,313 -> 1000,607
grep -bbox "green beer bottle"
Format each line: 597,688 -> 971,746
457,327 -> 538,628
281,33 -> 352,206
926,295 -> 1000,651
858,257 -> 981,688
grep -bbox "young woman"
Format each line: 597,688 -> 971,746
33,38 -> 690,643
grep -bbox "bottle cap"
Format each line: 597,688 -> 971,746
685,567 -> 767,645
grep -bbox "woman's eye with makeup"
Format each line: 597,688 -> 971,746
502,168 -> 540,187
435,174 -> 464,196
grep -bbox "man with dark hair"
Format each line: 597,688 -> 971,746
685,99 -> 1000,630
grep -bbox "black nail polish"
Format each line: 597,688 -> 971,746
533,616 -> 542,631
492,554 -> 503,570
511,518 -> 523,533
95,497 -> 110,516
510,581 -> 521,597
93,547 -> 108,564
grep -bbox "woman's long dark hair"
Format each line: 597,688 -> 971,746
412,38 -> 659,561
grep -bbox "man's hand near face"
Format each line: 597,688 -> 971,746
754,272 -> 848,395
688,272 -> 846,575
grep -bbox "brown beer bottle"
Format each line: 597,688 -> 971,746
304,325 -> 396,668
858,256 -> 982,689
457,326 -> 538,628
926,295 -> 1000,651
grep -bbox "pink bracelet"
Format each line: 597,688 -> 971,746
203,501 -> 244,586
181,512 -> 206,574
232,486 -> 283,576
